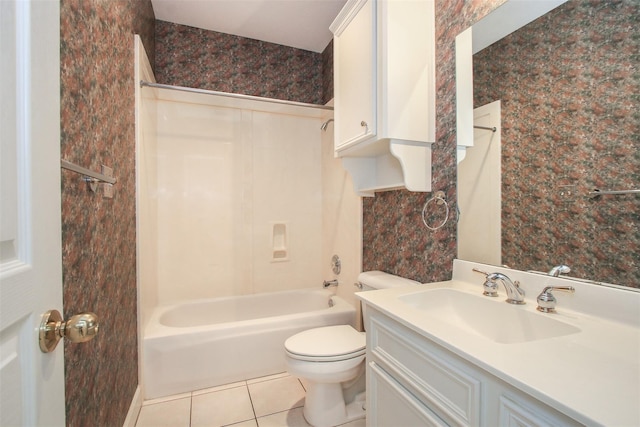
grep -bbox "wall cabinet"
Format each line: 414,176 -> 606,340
332,0 -> 376,150
330,0 -> 435,196
364,305 -> 582,427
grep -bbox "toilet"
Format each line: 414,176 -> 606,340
284,271 -> 419,427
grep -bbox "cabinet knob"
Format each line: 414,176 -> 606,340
360,121 -> 368,133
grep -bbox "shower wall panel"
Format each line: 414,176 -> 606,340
154,95 -> 323,303
156,101 -> 244,302
319,104 -> 363,311
136,37 -> 159,330
251,111 -> 323,293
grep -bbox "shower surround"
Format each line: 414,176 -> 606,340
148,90 -> 325,304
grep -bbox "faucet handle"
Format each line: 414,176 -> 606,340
472,268 -> 499,297
536,286 -> 575,313
472,268 -> 490,276
482,279 -> 499,297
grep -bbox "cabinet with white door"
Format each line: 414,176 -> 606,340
363,304 -> 583,427
330,0 -> 435,196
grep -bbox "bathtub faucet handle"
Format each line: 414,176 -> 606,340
323,279 -> 339,288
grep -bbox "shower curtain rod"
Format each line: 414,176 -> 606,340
140,81 -> 334,111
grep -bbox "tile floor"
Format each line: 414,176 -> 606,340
135,372 -> 366,427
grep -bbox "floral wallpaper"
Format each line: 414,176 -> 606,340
155,20 -> 326,105
60,0 -> 155,425
322,39 -> 334,104
473,0 -> 639,286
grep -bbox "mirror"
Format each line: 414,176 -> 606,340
456,0 -> 639,288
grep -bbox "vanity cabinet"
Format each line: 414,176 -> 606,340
330,0 -> 435,196
364,305 -> 582,427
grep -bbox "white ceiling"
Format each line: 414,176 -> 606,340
151,0 -> 347,53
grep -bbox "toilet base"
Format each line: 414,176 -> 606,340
302,383 -> 366,427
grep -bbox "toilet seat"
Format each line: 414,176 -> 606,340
285,325 -> 365,362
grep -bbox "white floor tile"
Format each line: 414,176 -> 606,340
193,381 -> 247,396
191,385 -> 255,427
246,372 -> 289,385
143,391 -> 193,406
135,397 -> 191,427
337,418 -> 366,427
135,374 -> 364,427
248,376 -> 305,418
256,407 -> 311,427
226,419 -> 258,427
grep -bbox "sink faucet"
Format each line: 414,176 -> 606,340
548,264 -> 571,277
473,269 -> 525,305
323,279 -> 338,288
488,272 -> 526,305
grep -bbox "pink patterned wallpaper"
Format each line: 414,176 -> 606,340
473,0 -> 639,286
322,39 -> 334,105
155,20 -> 328,105
60,0 -> 155,425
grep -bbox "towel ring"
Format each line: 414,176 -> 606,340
422,191 -> 449,231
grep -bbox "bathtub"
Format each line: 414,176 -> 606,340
143,288 -> 356,399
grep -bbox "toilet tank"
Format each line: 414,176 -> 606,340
357,271 -> 420,291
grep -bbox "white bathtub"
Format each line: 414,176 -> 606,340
143,288 -> 356,399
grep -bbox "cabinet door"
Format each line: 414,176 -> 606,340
497,393 -> 581,427
368,362 -> 447,427
369,310 -> 482,426
333,0 -> 376,151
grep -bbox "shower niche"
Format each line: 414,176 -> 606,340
271,222 -> 289,262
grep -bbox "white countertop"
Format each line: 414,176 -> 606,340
357,260 -> 640,427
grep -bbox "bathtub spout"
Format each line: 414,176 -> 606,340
323,279 -> 339,288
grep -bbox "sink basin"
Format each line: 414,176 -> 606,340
398,288 -> 581,344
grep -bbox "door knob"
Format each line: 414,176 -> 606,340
39,309 -> 99,353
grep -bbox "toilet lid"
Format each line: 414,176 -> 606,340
285,325 -> 365,359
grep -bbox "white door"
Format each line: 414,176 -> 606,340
458,100 -> 502,266
0,0 -> 65,425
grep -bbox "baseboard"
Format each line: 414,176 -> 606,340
122,385 -> 142,427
